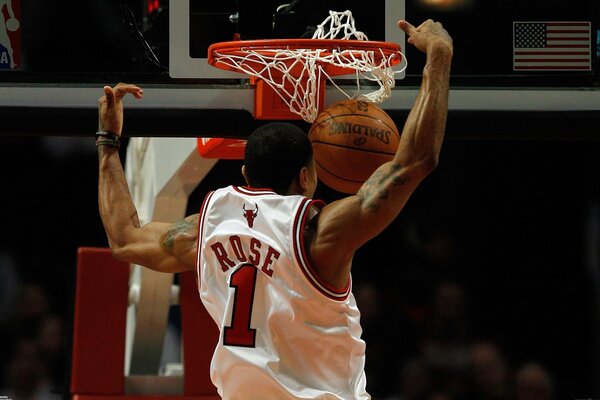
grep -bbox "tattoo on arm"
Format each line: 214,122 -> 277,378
358,164 -> 408,213
161,218 -> 196,251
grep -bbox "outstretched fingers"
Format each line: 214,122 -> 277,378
398,19 -> 436,37
397,19 -> 452,54
100,84 -> 143,109
397,20 -> 416,35
113,83 -> 144,100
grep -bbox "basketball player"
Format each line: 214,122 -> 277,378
97,19 -> 452,400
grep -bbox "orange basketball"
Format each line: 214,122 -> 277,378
308,99 -> 400,194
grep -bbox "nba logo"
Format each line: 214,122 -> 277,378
0,0 -> 20,69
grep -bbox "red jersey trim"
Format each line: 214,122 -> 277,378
232,186 -> 277,196
293,199 -> 351,301
196,190 -> 216,292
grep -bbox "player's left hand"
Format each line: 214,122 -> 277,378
398,19 -> 453,56
98,83 -> 144,136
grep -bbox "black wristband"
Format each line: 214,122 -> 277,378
96,131 -> 120,142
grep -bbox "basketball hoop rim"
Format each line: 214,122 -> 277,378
208,39 -> 402,75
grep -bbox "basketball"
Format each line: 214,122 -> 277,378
308,99 -> 400,194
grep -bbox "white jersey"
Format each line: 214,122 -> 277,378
196,186 -> 369,400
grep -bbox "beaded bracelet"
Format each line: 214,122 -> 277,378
95,131 -> 121,149
95,138 -> 121,149
96,131 -> 120,141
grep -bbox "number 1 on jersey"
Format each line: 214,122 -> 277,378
223,264 -> 257,347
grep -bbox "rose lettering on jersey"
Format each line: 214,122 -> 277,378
229,235 -> 247,263
210,235 -> 280,277
249,237 -> 261,265
211,242 -> 235,272
260,246 -> 280,277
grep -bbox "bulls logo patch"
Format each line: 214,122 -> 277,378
242,203 -> 259,228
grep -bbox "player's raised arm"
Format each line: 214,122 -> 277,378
308,20 -> 453,287
96,83 -> 196,273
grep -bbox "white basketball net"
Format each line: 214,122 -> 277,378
211,10 -> 407,123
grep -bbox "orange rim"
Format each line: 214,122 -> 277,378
208,39 -> 402,77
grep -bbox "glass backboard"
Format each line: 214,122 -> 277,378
169,0 -> 406,79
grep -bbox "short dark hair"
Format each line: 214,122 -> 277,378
244,122 -> 313,194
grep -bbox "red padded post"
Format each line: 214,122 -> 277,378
179,271 -> 220,396
71,247 -> 129,396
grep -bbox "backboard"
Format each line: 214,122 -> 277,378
169,0 -> 598,84
163,0 -> 599,117
0,0 -> 598,130
169,0 -> 406,79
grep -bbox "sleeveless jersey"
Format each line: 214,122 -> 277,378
196,186 -> 369,400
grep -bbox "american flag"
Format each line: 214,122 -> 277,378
513,21 -> 591,71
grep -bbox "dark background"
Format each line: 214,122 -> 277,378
0,0 -> 599,399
